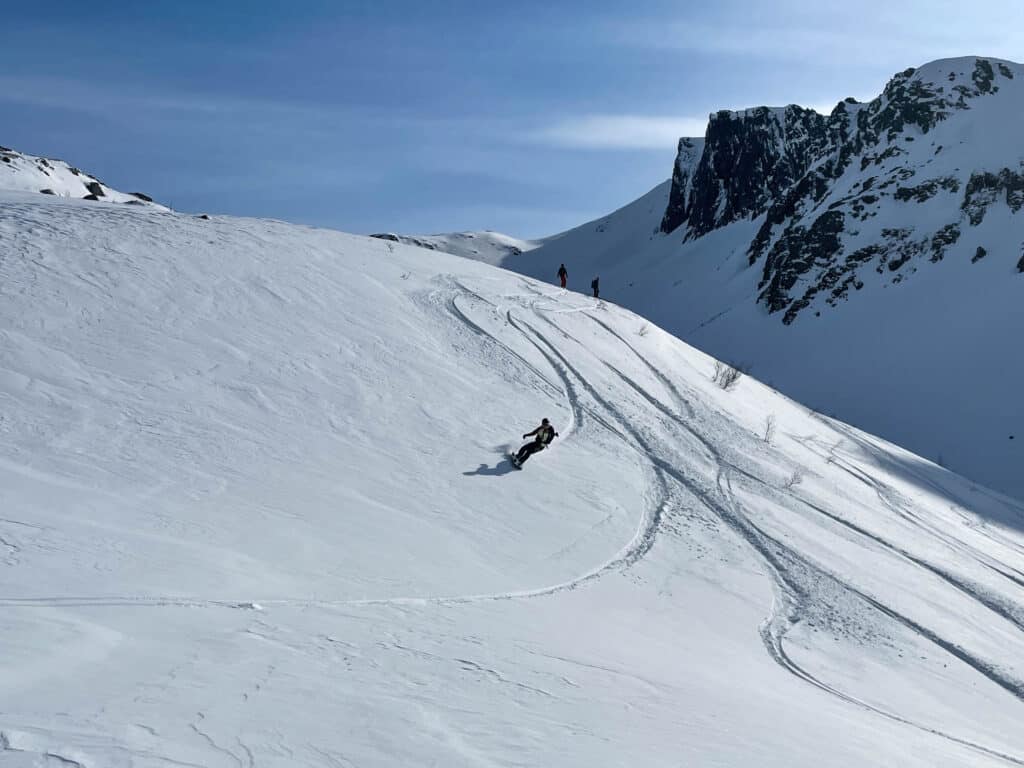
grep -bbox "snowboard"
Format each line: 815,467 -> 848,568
509,453 -> 523,469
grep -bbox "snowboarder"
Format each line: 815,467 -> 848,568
557,264 -> 568,288
591,276 -> 599,298
512,418 -> 558,468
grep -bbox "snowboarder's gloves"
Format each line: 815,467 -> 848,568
522,434 -> 528,439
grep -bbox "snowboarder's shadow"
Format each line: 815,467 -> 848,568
463,459 -> 516,477
463,445 -> 518,477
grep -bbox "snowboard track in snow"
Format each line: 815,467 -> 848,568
576,310 -> 1024,765
0,283 -> 669,614
4,267 -> 1023,764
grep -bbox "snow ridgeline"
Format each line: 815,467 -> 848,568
1,192 -> 1024,766
370,229 -> 540,266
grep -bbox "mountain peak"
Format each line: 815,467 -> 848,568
913,55 -> 1022,86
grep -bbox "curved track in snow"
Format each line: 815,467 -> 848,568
418,279 -> 1024,765
0,282 -> 669,612
577,309 -> 1024,765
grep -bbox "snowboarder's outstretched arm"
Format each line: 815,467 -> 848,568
522,426 -> 540,439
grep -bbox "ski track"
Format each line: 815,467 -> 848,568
826,421 -> 1024,564
797,430 -> 1024,586
4,275 -> 1023,764
0,282 -> 667,612
572,309 -> 1024,764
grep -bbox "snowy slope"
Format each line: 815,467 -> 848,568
2,191 -> 1024,766
371,229 -> 539,266
507,56 -> 1024,501
0,145 -> 166,209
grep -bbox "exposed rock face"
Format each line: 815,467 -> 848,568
962,169 -> 1024,224
691,108 -> 828,239
658,137 -> 705,234
659,57 -> 1024,324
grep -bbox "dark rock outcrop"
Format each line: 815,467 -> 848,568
962,169 -> 1024,225
661,108 -> 829,238
894,176 -> 959,203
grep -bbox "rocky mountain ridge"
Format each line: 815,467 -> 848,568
659,56 -> 1024,323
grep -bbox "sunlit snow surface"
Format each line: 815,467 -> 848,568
1,192 -> 1023,766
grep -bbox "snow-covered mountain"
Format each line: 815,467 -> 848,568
505,56 -> 1024,501
0,145 -> 166,209
371,229 -> 539,266
3,187 -> 1024,766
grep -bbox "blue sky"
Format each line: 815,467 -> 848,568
2,1 -> 1021,237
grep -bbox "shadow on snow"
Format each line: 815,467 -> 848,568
463,459 -> 518,477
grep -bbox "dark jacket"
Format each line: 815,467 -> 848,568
524,424 -> 557,446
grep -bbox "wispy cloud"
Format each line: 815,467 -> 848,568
0,74 -> 353,124
531,114 -> 709,150
598,3 -> 1024,65
529,104 -> 849,151
605,20 -> 888,60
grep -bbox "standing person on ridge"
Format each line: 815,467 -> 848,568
512,418 -> 558,468
557,263 -> 568,289
591,276 -> 600,298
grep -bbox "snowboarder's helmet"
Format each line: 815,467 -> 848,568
542,418 -> 549,425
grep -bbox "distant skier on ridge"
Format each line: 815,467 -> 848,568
511,418 -> 558,468
591,276 -> 599,298
557,263 -> 568,289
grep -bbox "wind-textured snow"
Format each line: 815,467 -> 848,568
2,191 -> 1024,766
